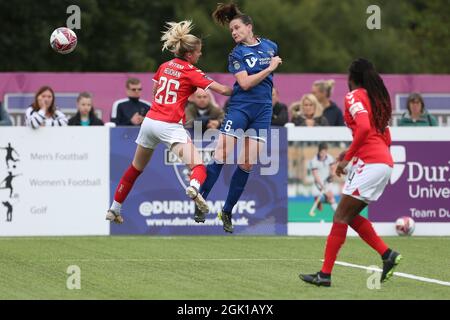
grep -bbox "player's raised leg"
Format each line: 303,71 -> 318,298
197,132 -> 237,224
219,137 -> 261,233
200,130 -> 237,199
107,145 -> 153,224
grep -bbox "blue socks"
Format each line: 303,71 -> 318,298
200,159 -> 224,199
201,160 -> 251,214
223,166 -> 250,213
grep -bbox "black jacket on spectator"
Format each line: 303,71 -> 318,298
111,97 -> 151,126
271,102 -> 288,126
322,101 -> 344,126
68,110 -> 104,126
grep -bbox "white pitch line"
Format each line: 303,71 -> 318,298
0,258 -> 313,263
332,260 -> 450,287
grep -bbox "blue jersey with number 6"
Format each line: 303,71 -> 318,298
228,38 -> 278,104
221,38 -> 278,141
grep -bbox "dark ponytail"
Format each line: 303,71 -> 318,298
349,58 -> 392,133
212,2 -> 253,27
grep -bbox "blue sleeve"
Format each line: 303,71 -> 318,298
270,40 -> 279,56
228,49 -> 246,74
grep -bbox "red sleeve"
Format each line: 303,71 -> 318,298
344,112 -> 371,161
189,68 -> 214,89
344,91 -> 371,161
345,90 -> 368,119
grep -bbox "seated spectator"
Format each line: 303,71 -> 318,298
190,88 -> 220,109
312,79 -> 344,126
111,78 -> 151,126
290,94 -> 329,127
271,88 -> 288,126
398,93 -> 438,126
25,86 -> 68,129
0,102 -> 13,126
185,88 -> 224,133
68,92 -> 104,126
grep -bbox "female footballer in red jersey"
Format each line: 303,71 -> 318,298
106,21 -> 232,224
300,58 -> 402,287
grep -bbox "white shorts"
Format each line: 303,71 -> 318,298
135,117 -> 189,149
342,158 -> 392,203
312,183 -> 334,197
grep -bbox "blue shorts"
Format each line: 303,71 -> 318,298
220,102 -> 272,142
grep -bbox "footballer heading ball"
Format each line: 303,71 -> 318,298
50,27 -> 77,54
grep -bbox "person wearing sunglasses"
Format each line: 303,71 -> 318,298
111,78 -> 152,126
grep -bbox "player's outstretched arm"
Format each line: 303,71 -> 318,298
235,56 -> 282,91
208,82 -> 233,96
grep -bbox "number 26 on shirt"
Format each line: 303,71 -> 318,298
155,76 -> 180,104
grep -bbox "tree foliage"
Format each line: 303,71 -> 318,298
0,0 -> 448,73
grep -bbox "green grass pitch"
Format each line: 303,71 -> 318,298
0,236 -> 449,299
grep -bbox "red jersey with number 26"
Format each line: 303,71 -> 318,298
343,88 -> 393,166
147,58 -> 214,123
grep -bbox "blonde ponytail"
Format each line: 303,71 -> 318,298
161,21 -> 201,57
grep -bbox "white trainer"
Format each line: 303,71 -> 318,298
106,209 -> 124,224
186,186 -> 209,214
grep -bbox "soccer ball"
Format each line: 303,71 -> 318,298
50,27 -> 77,54
395,216 -> 415,236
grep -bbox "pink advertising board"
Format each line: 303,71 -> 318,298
1,72 -> 449,124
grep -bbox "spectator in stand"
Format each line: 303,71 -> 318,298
25,86 -> 68,129
290,94 -> 329,127
271,87 -> 288,126
111,78 -> 151,126
68,92 -> 104,126
312,79 -> 344,126
0,102 -> 13,126
398,93 -> 438,126
185,88 -> 224,133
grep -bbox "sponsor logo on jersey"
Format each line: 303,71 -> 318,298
245,56 -> 258,68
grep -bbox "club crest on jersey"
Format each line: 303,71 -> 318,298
245,57 -> 258,68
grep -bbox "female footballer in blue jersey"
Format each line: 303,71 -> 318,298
195,3 -> 283,233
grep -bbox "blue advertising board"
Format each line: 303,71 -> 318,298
110,127 -> 287,235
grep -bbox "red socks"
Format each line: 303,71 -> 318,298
113,164 -> 206,205
321,223 -> 348,274
350,215 -> 388,256
321,216 -> 389,275
190,165 -> 207,190
114,165 -> 142,203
